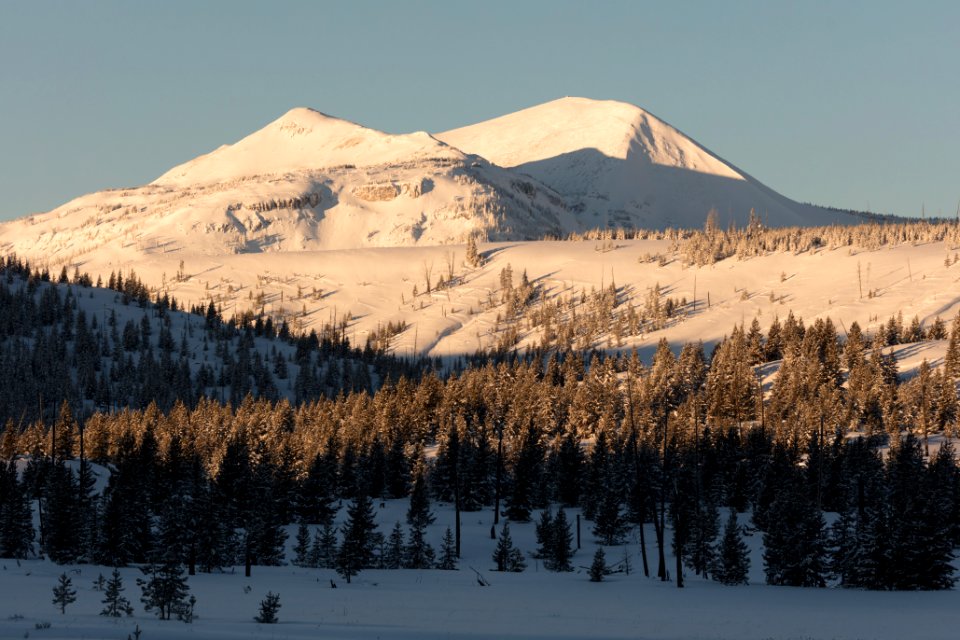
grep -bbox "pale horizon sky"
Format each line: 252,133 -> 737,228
1,0 -> 958,221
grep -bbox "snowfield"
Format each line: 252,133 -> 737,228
2,500 -> 958,640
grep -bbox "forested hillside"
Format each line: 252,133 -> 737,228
2,264 -> 958,591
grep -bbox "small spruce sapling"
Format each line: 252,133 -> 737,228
101,568 -> 134,617
492,521 -> 526,572
255,591 -> 281,624
52,573 -> 77,614
589,547 -> 607,582
437,527 -> 458,570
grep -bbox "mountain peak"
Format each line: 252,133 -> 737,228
154,107 -> 459,187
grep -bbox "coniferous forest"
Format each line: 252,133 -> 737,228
0,248 -> 958,601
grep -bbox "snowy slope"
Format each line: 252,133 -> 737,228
438,97 -> 851,229
3,234 -> 956,367
0,108 -> 573,258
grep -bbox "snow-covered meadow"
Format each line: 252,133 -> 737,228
2,500 -> 957,640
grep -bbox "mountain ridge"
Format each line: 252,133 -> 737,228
0,97 -> 859,265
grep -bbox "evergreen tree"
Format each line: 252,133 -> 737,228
254,591 -> 281,624
918,442 -> 958,590
406,461 -> 435,528
0,461 -> 33,558
336,493 -> 380,583
312,521 -> 339,570
465,234 -> 481,267
437,526 -> 458,570
550,508 -> 575,572
293,523 -> 311,567
505,424 -> 544,522
534,508 -> 555,562
100,568 -> 134,617
713,509 -> 750,585
592,490 -> 628,545
589,547 -> 607,582
297,452 -> 338,525
137,552 -> 192,621
42,461 -> 81,564
51,573 -> 77,614
762,474 -> 827,587
383,522 -> 405,570
492,521 -> 526,572
403,521 -> 435,569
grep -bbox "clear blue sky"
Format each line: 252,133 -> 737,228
2,0 -> 958,220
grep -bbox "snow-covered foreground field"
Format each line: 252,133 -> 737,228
2,501 -> 957,640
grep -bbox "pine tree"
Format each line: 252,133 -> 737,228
713,509 -> 750,585
945,313 -> 960,381
406,461 -> 435,529
505,424 -> 544,522
100,568 -> 134,617
589,547 -> 607,582
0,461 -> 33,558
254,591 -> 281,624
465,234 -> 481,267
437,527 -> 458,570
312,521 -> 338,570
403,521 -> 435,569
297,452 -> 338,525
550,508 -> 575,572
762,474 -> 827,587
293,523 -> 311,567
534,509 -> 555,561
52,573 -> 77,614
492,521 -> 526,572
592,490 -> 628,545
383,522 -> 405,570
43,461 -> 81,564
137,552 -> 192,621
336,493 -> 379,583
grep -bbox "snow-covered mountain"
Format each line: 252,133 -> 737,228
0,107 -> 572,262
438,97 -> 846,229
0,98 -> 858,267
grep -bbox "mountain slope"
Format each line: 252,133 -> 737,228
154,107 -> 462,186
437,97 -> 848,229
0,108 -> 572,260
